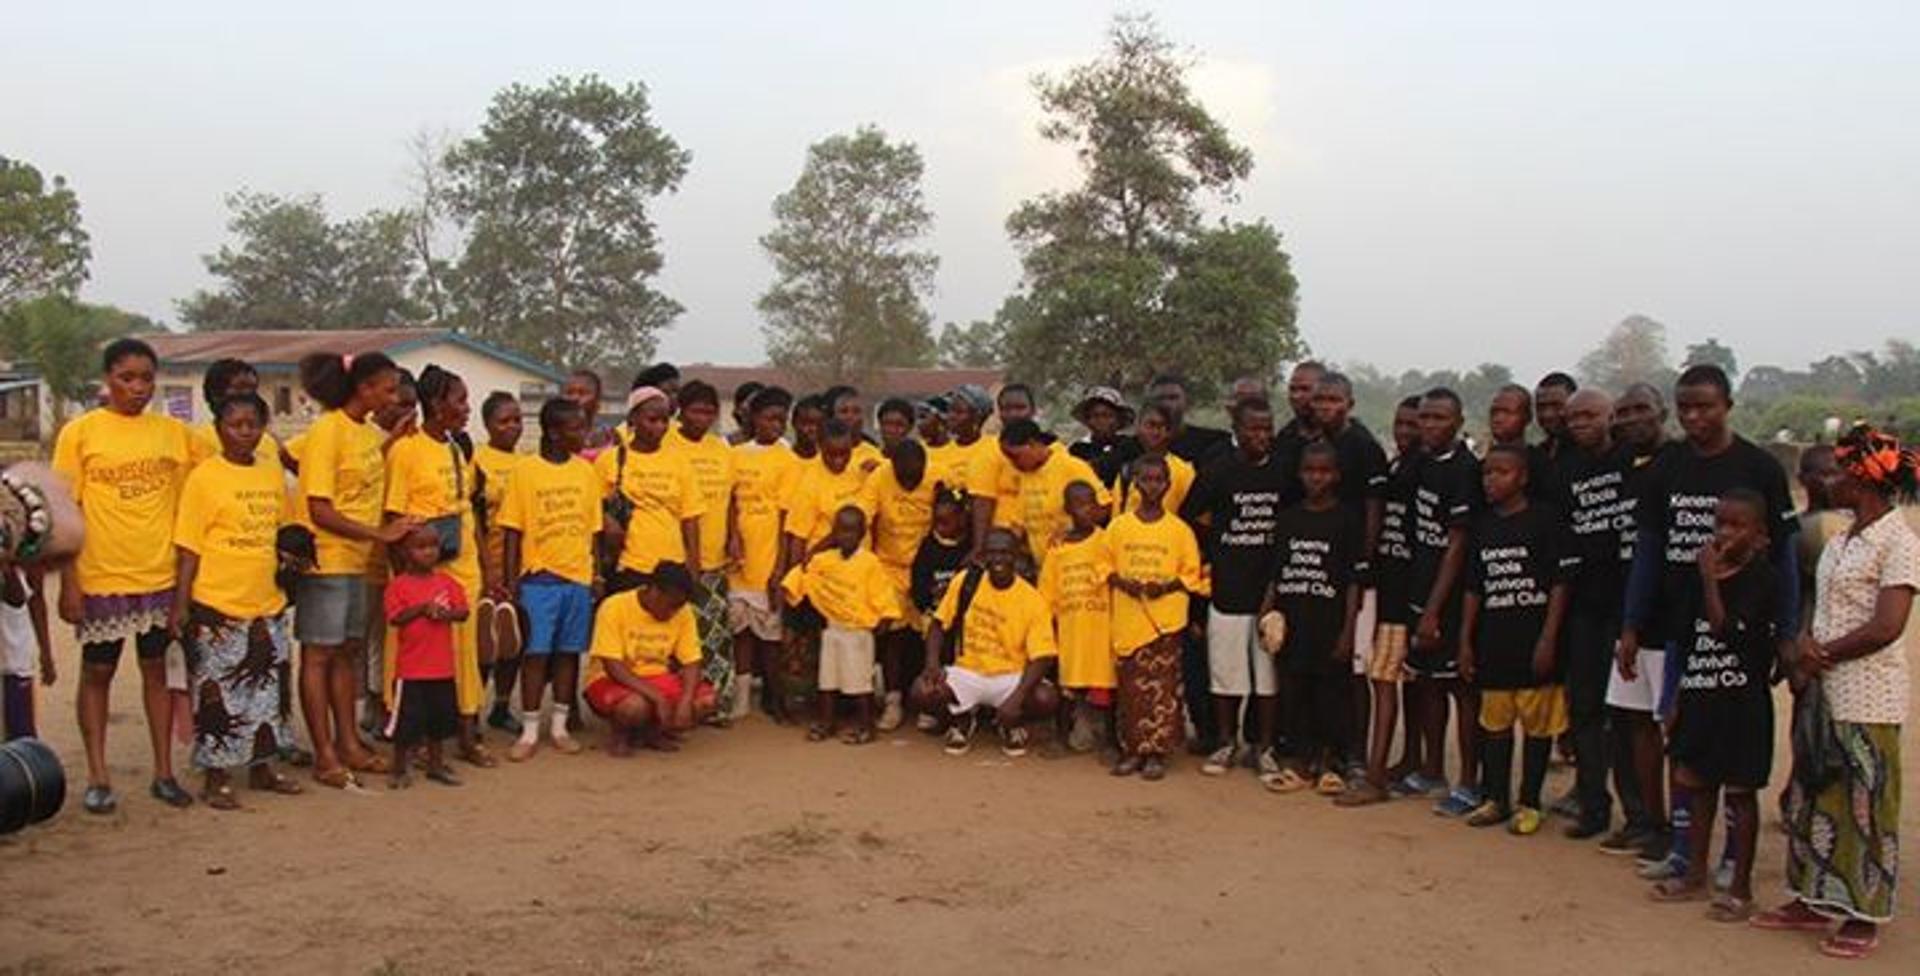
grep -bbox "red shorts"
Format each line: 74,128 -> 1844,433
584,674 -> 714,718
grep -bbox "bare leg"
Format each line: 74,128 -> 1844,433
330,640 -> 374,767
1416,679 -> 1446,781
299,644 -> 342,774
1726,790 -> 1759,901
1211,694 -> 1242,750
1449,680 -> 1480,790
136,656 -> 176,781
1252,693 -> 1279,755
77,659 -> 117,787
1365,679 -> 1399,787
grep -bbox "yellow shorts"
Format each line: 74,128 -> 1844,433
1366,623 -> 1409,684
1479,686 -> 1568,737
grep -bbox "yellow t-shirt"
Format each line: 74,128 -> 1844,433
728,440 -> 801,592
585,591 -> 700,684
1038,529 -> 1115,689
926,440 -> 963,480
783,460 -> 872,549
1106,511 -> 1208,657
497,454 -> 603,586
595,443 -> 704,573
294,410 -> 388,576
1007,451 -> 1111,566
966,439 -> 1067,528
383,432 -> 481,589
1118,453 -> 1195,519
851,440 -> 885,475
665,427 -> 734,572
859,458 -> 948,572
174,455 -> 291,619
779,546 -> 900,630
474,444 -> 521,572
934,574 -> 1058,676
189,421 -> 282,469
51,408 -> 191,594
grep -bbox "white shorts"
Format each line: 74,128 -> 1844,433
1604,646 -> 1666,712
1352,590 -> 1378,677
819,625 -> 876,695
1208,609 -> 1276,696
943,666 -> 1021,714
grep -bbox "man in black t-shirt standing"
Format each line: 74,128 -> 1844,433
1407,388 -> 1485,817
1308,372 -> 1388,772
1275,361 -> 1327,461
1149,372 -> 1230,751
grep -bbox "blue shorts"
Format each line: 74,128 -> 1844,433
520,574 -> 592,655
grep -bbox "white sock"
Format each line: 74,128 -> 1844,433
518,711 -> 541,743
885,690 -> 902,707
551,704 -> 572,739
731,676 -> 756,719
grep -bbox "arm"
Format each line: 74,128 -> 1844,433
1335,582 -> 1360,663
1363,497 -> 1384,570
681,518 -> 702,577
998,656 -> 1052,727
57,563 -> 82,625
503,529 -> 523,594
170,548 -> 199,638
1804,586 -> 1915,674
1457,590 -> 1481,684
25,568 -> 52,686
725,489 -> 744,569
1416,525 -> 1470,646
967,496 -> 995,562
390,603 -> 436,626
604,659 -> 672,711
922,621 -> 948,678
311,496 -> 413,545
1535,581 -> 1570,681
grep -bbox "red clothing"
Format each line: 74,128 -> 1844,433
384,570 -> 465,681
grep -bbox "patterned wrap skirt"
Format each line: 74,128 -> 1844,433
1117,635 -> 1184,758
694,572 -> 736,714
183,608 -> 296,772
1785,721 -> 1902,923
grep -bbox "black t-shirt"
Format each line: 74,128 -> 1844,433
1374,453 -> 1420,623
1184,450 -> 1292,613
1169,424 -> 1232,466
1271,504 -> 1363,674
911,535 -> 968,613
1409,444 -> 1483,618
1069,436 -> 1138,488
1466,502 -> 1568,689
1669,556 -> 1778,787
1292,421 -> 1388,511
1558,444 -> 1637,617
1526,442 -> 1560,503
1635,437 -> 1796,647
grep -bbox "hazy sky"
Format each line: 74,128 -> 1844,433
5,1 -> 1915,381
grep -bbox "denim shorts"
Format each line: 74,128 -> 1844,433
521,573 -> 593,655
293,574 -> 369,645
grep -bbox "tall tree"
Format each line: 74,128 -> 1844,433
1577,314 -> 1674,392
178,191 -> 426,331
0,297 -> 150,426
444,75 -> 690,368
999,15 -> 1300,400
1683,337 -> 1738,378
0,156 -> 91,309
758,126 -> 937,384
936,307 -> 1014,369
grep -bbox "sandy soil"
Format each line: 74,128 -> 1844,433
1,616 -> 1914,975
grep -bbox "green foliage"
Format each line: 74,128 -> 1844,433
758,126 -> 936,384
0,296 -> 149,425
444,75 -> 690,369
1682,337 -> 1738,378
1577,314 -> 1675,393
0,157 -> 91,309
936,311 -> 1010,369
999,15 -> 1300,403
178,192 -> 426,331
1344,361 -> 1515,440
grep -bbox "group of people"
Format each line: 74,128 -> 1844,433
4,342 -> 1914,961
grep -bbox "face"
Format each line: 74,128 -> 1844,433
1299,452 -> 1339,499
639,584 -> 689,621
1287,367 -> 1323,420
1133,461 -> 1170,506
1391,405 -> 1421,454
793,406 -> 825,448
833,394 -> 864,432
932,500 -> 967,539
434,378 -> 471,433
916,408 -> 947,442
1002,439 -> 1047,473
371,375 -> 410,429
1482,453 -> 1527,505
982,532 -> 1017,585
1534,384 -> 1571,438
1417,396 -> 1462,453
1310,383 -> 1351,432
562,375 -> 600,416
1083,402 -> 1120,439
1137,410 -> 1171,453
998,390 -> 1034,424
1064,484 -> 1100,530
1150,382 -> 1187,423
1229,377 -> 1267,413
893,449 -> 927,487
947,398 -> 980,437
680,398 -> 719,439
1674,383 -> 1730,447
656,378 -> 680,402
878,409 -> 913,449
402,528 -> 440,571
1488,391 -> 1530,444
751,403 -> 788,444
830,507 -> 866,551
1614,389 -> 1665,451
821,435 -> 853,474
1799,449 -> 1839,504
1712,499 -> 1765,558
216,403 -> 264,459
629,398 -> 670,447
551,409 -> 587,456
104,353 -> 156,414
485,399 -> 524,448
1235,407 -> 1275,461
1565,393 -> 1612,451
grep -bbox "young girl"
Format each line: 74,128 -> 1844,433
726,386 -> 796,720
1038,480 -> 1114,755
1261,443 -> 1364,795
781,506 -> 899,744
910,486 -> 972,732
0,564 -> 52,740
499,398 -> 604,761
1107,455 -> 1207,781
171,393 -> 305,808
1651,488 -> 1776,918
876,398 -> 917,454
474,391 -> 524,733
584,562 -> 716,755
383,526 -> 467,788
53,337 -> 194,812
1117,402 -> 1195,519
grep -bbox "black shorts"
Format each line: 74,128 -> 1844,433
781,600 -> 824,634
81,627 -> 171,667
1404,595 -> 1462,679
390,678 -> 459,746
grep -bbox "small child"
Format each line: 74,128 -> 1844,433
1038,480 -> 1115,755
383,526 -> 468,788
909,486 -> 971,732
583,562 -> 717,755
0,565 -> 53,740
1107,455 -> 1207,781
1458,445 -> 1570,834
1650,488 -> 1776,919
782,505 -> 899,744
1261,443 -> 1364,795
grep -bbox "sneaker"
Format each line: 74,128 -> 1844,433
1599,825 -> 1654,855
1391,772 -> 1447,798
1549,789 -> 1582,821
1713,857 -> 1735,893
1634,831 -> 1675,866
1465,800 -> 1510,828
915,712 -> 940,733
1255,748 -> 1283,781
1434,786 -> 1483,818
1000,725 -> 1030,758
1637,854 -> 1689,881
1509,806 -> 1544,836
943,715 -> 976,756
1201,745 -> 1240,777
876,694 -> 904,733
1564,818 -> 1610,841
1066,705 -> 1098,753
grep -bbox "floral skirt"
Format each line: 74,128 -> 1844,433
1117,636 -> 1184,758
694,573 -> 736,715
183,608 -> 295,771
1785,721 -> 1902,923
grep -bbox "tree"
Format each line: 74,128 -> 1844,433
0,296 -> 149,426
444,75 -> 690,368
178,191 -> 426,331
999,15 -> 1300,401
1683,337 -> 1738,379
0,157 -> 91,309
1577,314 -> 1674,392
758,126 -> 937,384
937,312 -> 1011,369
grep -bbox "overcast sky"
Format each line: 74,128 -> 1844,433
5,1 -> 1915,381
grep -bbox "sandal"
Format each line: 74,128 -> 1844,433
249,769 -> 305,795
1648,878 -> 1708,902
347,753 -> 393,775
1706,895 -> 1753,923
806,723 -> 833,742
1262,768 -> 1312,794
203,782 -> 241,811
1111,756 -> 1142,777
1333,781 -> 1391,807
1749,902 -> 1831,933
1315,771 -> 1347,796
1820,925 -> 1879,960
840,726 -> 875,745
82,784 -> 118,815
1140,757 -> 1168,781
150,777 -> 194,809
461,742 -> 499,768
312,767 -> 359,790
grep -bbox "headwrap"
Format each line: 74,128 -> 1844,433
948,384 -> 993,418
627,385 -> 668,412
1834,423 -> 1918,490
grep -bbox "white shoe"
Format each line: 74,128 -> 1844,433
876,693 -> 904,732
915,712 -> 940,733
1201,744 -> 1240,776
730,677 -> 756,721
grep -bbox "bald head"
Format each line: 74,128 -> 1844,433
1565,388 -> 1614,451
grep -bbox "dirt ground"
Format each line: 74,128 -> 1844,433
2,616 -> 1915,975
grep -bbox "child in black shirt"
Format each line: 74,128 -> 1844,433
1459,445 -> 1569,835
911,487 -> 972,662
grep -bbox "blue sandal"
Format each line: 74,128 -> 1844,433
82,785 -> 118,815
149,777 -> 194,809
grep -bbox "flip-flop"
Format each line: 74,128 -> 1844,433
202,783 -> 241,811
149,777 -> 194,809
1649,879 -> 1709,903
1315,771 -> 1347,796
1749,905 -> 1832,932
1820,928 -> 1878,960
1334,781 -> 1391,807
1263,768 -> 1312,794
460,742 -> 499,768
82,785 -> 118,815
348,753 -> 393,775
840,727 -> 875,745
312,767 -> 358,790
1706,895 -> 1753,923
250,770 -> 305,795
806,723 -> 833,742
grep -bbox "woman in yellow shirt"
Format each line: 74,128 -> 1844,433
1107,455 -> 1207,781
1117,402 -> 1195,519
725,386 -> 796,721
595,386 -> 703,590
474,390 -> 524,732
582,563 -> 714,755
186,358 -> 283,469
664,381 -> 738,717
860,439 -> 943,732
1038,481 -> 1115,754
51,337 -> 193,813
383,366 -> 495,768
293,351 -> 419,789
170,393 -> 304,809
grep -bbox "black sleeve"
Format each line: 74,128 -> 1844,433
910,542 -> 935,611
1465,522 -> 1487,597
1336,509 -> 1365,588
1752,448 -> 1799,547
1445,457 -> 1482,528
1358,435 -> 1389,500
1180,462 -> 1220,526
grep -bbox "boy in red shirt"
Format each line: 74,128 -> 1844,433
384,526 -> 468,788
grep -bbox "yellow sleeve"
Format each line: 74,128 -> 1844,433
676,459 -> 706,519
671,609 -> 702,665
593,448 -> 619,495
173,471 -> 209,554
868,558 -> 902,620
496,466 -> 529,532
779,561 -> 809,604
1175,520 -> 1209,597
1024,588 -> 1059,660
934,572 -> 964,628
303,417 -> 341,501
50,416 -> 82,500
965,446 -> 1001,498
188,426 -> 217,467
587,597 -> 626,663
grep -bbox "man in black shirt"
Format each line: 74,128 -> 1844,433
1408,387 -> 1485,817
1150,373 -> 1231,466
1533,372 -> 1578,463
1489,383 -> 1558,502
1276,360 -> 1327,459
1150,372 -> 1229,752
1067,386 -> 1138,488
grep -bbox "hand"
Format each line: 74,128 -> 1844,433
164,602 -> 183,640
859,459 -> 880,474
388,412 -> 419,442
57,583 -> 82,626
670,697 -> 695,731
1615,633 -> 1640,681
1415,610 -> 1441,649
1333,633 -> 1354,664
1794,637 -> 1830,684
377,517 -> 424,544
1531,639 -> 1556,683
38,651 -> 56,687
1696,538 -> 1727,579
1458,645 -> 1477,684
768,585 -> 783,614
